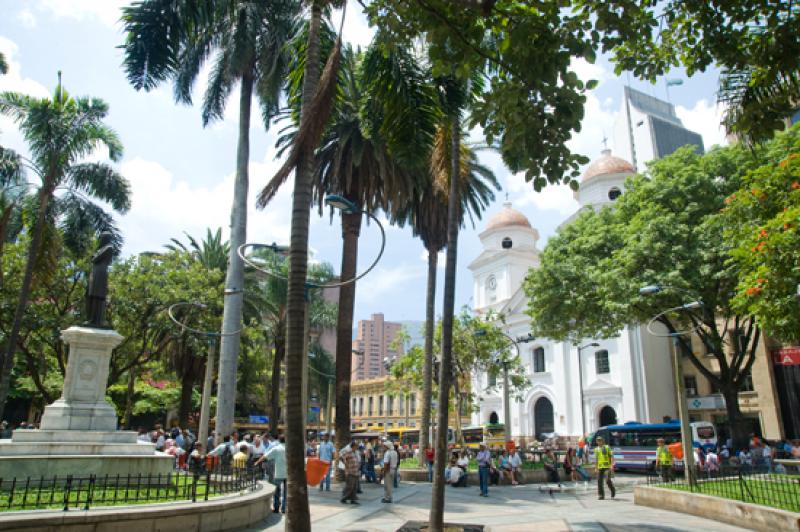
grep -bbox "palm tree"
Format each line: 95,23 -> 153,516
261,38 -> 439,458
395,126 -> 499,465
0,83 -> 130,419
121,0 -> 301,443
0,52 -> 7,75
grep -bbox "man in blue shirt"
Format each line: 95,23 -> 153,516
476,443 -> 491,497
317,432 -> 336,491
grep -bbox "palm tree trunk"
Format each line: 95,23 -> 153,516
215,70 -> 254,443
419,245 -> 438,466
285,3 -> 323,529
269,332 -> 285,432
430,113 -> 461,531
334,209 -> 361,456
0,184 -> 53,420
178,372 -> 194,428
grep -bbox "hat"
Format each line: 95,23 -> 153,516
479,442 -> 486,448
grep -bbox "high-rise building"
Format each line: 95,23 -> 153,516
613,86 -> 704,171
352,313 -> 404,381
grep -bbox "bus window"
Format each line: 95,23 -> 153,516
696,426 -> 715,439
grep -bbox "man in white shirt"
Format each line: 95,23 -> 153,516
381,441 -> 399,503
509,448 -> 523,484
447,463 -> 463,486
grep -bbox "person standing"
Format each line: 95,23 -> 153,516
341,442 -> 361,505
255,436 -> 286,513
476,443 -> 491,497
317,433 -> 336,491
655,438 -> 673,482
382,441 -> 399,503
425,446 -> 435,482
593,436 -> 616,500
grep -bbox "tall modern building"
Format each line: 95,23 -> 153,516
613,86 -> 704,171
352,313 -> 405,381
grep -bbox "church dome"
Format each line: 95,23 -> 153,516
485,202 -> 532,232
583,149 -> 635,181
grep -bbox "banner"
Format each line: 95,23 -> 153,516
773,346 -> 800,366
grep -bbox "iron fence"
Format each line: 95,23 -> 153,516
0,465 -> 259,512
647,463 -> 800,513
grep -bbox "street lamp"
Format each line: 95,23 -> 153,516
474,330 -> 535,446
640,284 -> 703,487
576,342 -> 600,437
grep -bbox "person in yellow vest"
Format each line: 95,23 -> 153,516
593,436 -> 616,500
655,438 -> 673,482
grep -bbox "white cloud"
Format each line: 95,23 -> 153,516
676,99 -> 728,150
339,1 -> 375,50
117,154 -> 294,256
570,57 -> 609,85
17,9 -> 37,29
356,263 -> 425,304
38,0 -> 128,28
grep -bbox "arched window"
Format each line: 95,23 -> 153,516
489,411 -> 499,424
533,397 -> 554,438
488,371 -> 497,387
595,350 -> 610,374
533,347 -> 546,373
608,187 -> 622,201
599,405 -> 617,426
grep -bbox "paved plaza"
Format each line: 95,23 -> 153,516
246,476 -> 747,531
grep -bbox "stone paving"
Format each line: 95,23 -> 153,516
244,475 -> 747,531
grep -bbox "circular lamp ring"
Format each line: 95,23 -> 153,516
167,302 -> 242,337
238,210 -> 385,290
645,305 -> 705,338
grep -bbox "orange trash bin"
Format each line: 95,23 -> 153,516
306,458 -> 330,487
667,442 -> 684,460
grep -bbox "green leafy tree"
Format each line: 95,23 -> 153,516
572,0 -> 800,144
0,52 -> 8,75
723,125 -> 800,342
0,83 -> 130,420
526,144 -> 771,449
122,0 -> 301,443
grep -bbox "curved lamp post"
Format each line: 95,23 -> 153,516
236,195 -> 385,443
474,330 -> 535,446
640,284 -> 703,487
576,342 -> 600,437
167,302 -> 242,449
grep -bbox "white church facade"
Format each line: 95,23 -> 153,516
468,151 -> 678,444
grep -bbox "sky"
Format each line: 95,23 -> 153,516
0,1 -> 728,326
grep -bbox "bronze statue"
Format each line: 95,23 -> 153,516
84,232 -> 114,328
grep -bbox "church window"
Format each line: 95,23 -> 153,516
533,347 -> 546,373
608,187 -> 622,201
595,350 -> 610,374
488,371 -> 497,387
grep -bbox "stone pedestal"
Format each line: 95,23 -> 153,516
0,326 -> 173,478
39,327 -> 121,431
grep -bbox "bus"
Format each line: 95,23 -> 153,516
460,424 -> 506,450
385,427 -> 455,451
587,420 -> 717,470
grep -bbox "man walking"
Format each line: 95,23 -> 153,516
593,436 -> 616,500
255,436 -> 286,513
655,438 -> 673,482
318,433 -> 335,491
477,443 -> 491,497
341,442 -> 360,505
382,441 -> 399,503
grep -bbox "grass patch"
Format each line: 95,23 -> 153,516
657,475 -> 800,513
0,474 -> 245,512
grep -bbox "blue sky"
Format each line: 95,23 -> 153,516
0,1 -> 728,325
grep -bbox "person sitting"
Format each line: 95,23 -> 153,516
499,450 -> 514,484
447,462 -> 465,487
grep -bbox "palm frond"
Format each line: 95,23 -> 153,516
67,162 -> 131,213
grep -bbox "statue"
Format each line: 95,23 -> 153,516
84,232 -> 114,328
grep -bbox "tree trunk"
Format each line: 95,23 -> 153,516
453,374 -> 465,448
334,209 -> 361,455
419,246 -> 437,466
123,367 -> 136,429
723,387 -> 748,450
0,183 -> 53,420
269,332 -> 285,434
178,372 -> 194,428
285,3 -> 323,529
429,113 -> 462,531
214,70 -> 253,443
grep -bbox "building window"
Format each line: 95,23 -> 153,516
684,376 -> 698,397
359,397 -> 364,416
595,350 -> 610,374
400,395 -> 405,415
379,396 -> 384,416
410,394 -> 417,415
488,371 -> 497,387
533,347 -> 546,373
608,187 -> 622,201
388,395 -> 394,415
368,397 -> 374,416
740,370 -> 755,392
352,398 -> 357,414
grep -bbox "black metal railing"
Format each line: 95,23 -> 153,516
0,465 -> 260,512
646,463 -> 800,513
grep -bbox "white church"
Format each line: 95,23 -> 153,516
468,149 -> 679,444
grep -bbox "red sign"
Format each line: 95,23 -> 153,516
773,347 -> 800,366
